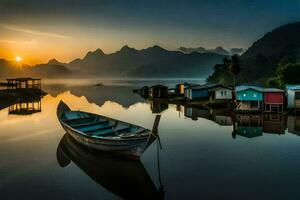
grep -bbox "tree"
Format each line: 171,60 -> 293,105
276,63 -> 300,88
229,55 -> 241,105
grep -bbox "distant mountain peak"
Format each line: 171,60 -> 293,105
120,45 -> 136,52
47,58 -> 63,65
151,45 -> 164,49
179,46 -> 235,55
215,46 -> 226,51
94,48 -> 105,55
144,45 -> 168,53
84,48 -> 105,59
213,46 -> 229,55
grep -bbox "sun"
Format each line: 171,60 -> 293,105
15,56 -> 22,62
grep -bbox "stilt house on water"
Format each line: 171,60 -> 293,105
184,84 -> 232,103
149,85 -> 168,99
176,83 -> 199,95
263,88 -> 285,113
286,85 -> 300,111
236,86 -> 264,112
6,78 -> 41,90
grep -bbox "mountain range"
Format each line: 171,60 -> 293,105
0,45 -> 225,79
1,22 -> 299,81
178,46 -> 244,55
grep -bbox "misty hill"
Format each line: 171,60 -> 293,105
47,59 -> 66,66
128,52 -> 224,78
179,46 -> 244,55
238,22 -> 300,83
67,45 -> 225,78
0,59 -> 71,79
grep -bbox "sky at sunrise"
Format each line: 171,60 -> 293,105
0,0 -> 300,64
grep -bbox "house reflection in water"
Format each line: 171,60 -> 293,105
287,115 -> 300,136
233,113 -> 288,138
212,109 -> 232,126
233,114 -> 263,138
184,106 -> 210,121
263,114 -> 286,135
184,106 -> 232,126
8,97 -> 42,115
150,99 -> 168,114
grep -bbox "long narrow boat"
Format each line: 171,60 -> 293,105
56,101 -> 160,160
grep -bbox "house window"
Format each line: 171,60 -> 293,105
221,91 -> 223,96
224,90 -> 227,96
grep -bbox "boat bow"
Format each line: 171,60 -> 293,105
57,100 -> 71,119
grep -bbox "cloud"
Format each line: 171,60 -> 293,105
3,25 -> 69,39
0,39 -> 16,44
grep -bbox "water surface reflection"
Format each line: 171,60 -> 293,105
57,134 -> 164,200
1,82 -> 300,199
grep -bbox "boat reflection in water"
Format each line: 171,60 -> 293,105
57,134 -> 164,200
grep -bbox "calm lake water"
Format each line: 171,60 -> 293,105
1,79 -> 300,200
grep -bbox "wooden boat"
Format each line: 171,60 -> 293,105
56,101 -> 160,160
57,134 -> 164,200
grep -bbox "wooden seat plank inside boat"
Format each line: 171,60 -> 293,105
83,124 -> 115,133
91,125 -> 131,136
63,116 -> 96,124
70,119 -> 109,128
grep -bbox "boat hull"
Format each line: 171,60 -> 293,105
60,122 -> 150,159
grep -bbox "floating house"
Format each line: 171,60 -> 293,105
184,84 -> 232,102
263,114 -> 286,134
236,86 -> 264,112
286,85 -> 300,110
6,77 -> 41,90
263,88 -> 285,113
176,83 -> 199,95
134,86 -> 149,99
184,84 -> 219,100
208,86 -> 232,104
175,83 -> 185,95
149,85 -> 168,99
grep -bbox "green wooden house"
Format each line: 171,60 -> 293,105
236,86 -> 264,112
